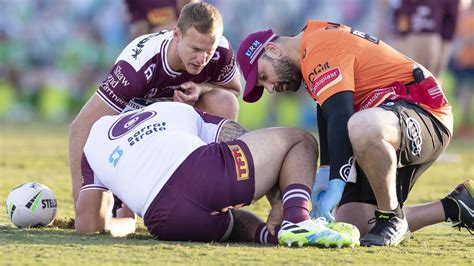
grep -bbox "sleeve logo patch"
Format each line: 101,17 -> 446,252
310,67 -> 342,97
228,144 -> 249,181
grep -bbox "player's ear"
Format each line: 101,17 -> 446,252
173,26 -> 182,41
264,42 -> 282,59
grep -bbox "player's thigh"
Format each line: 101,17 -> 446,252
238,127 -> 317,200
335,202 -> 376,236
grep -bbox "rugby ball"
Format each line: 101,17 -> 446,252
6,182 -> 57,228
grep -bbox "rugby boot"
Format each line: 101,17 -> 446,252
311,217 -> 361,245
278,219 -> 355,248
445,179 -> 474,234
360,209 -> 409,246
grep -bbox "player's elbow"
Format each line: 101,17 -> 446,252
75,210 -> 106,235
69,115 -> 82,141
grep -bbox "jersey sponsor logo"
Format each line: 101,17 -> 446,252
228,144 -> 249,181
100,65 -> 130,90
217,55 -> 236,81
406,117 -> 422,156
127,121 -> 166,146
357,86 -> 397,111
99,65 -> 131,108
108,109 -> 157,140
350,29 -> 380,44
131,32 -> 163,60
109,146 -> 124,167
144,63 -> 156,82
310,67 -> 342,97
308,62 -> 330,83
339,156 -> 354,181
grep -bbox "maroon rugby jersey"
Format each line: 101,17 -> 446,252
97,30 -> 237,112
392,0 -> 459,40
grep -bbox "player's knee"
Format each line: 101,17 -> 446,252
290,128 -> 319,152
196,90 -> 239,121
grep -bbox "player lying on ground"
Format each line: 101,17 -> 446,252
74,101 -> 359,247
237,20 -> 474,246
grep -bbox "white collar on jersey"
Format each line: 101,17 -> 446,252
160,32 -> 182,78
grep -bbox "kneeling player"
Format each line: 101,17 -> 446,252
74,102 -> 357,247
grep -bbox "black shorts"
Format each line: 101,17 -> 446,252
339,100 -> 451,207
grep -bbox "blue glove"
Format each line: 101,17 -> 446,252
310,168 -> 330,218
315,179 -> 346,221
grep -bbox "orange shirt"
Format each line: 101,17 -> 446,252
300,20 -> 452,134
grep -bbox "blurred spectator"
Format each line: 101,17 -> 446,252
451,2 -> 474,138
378,0 -> 460,78
124,0 -> 198,40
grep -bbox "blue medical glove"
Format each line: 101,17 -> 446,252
310,167 -> 330,218
315,179 -> 346,221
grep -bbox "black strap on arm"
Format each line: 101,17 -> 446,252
317,104 -> 329,166
321,91 -> 355,181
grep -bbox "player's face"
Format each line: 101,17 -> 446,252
177,26 -> 220,75
256,54 -> 302,94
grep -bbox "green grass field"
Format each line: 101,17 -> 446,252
1,124 -> 473,265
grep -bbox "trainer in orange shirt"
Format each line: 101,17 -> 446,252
237,20 -> 473,247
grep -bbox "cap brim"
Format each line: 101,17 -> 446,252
243,67 -> 264,103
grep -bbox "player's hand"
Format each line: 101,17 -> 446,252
116,204 -> 136,220
174,81 -> 201,105
314,179 -> 346,221
310,167 -> 330,218
266,201 -> 283,236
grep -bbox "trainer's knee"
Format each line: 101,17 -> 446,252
195,90 -> 239,121
348,110 -> 384,150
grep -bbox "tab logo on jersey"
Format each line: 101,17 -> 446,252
108,110 -> 157,140
310,67 -> 342,97
228,144 -> 249,181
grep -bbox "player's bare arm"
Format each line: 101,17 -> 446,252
69,94 -> 118,208
213,70 -> 242,97
175,71 -> 242,103
217,120 -> 249,143
265,185 -> 283,236
75,189 -> 136,237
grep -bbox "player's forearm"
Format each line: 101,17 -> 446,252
265,184 -> 282,207
201,82 -> 240,97
69,119 -> 93,207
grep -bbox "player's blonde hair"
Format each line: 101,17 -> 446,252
177,2 -> 223,37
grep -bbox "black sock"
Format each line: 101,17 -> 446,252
440,197 -> 459,222
392,204 -> 405,219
